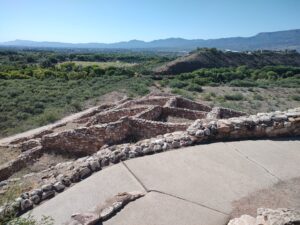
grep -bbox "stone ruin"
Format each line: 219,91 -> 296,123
0,93 -> 300,219
0,93 -> 245,181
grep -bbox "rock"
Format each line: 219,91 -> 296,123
257,208 -> 300,225
153,144 -> 162,152
195,130 -> 204,137
109,153 -> 120,164
41,184 -> 53,192
100,206 -> 114,221
133,146 -> 143,156
162,142 -> 169,151
128,150 -> 137,158
21,192 -> 29,199
30,189 -> 43,197
79,167 -> 92,179
228,215 -> 256,225
20,199 -> 33,212
0,181 -> 8,187
171,141 -> 180,149
112,201 -> 123,211
89,160 -> 101,172
30,194 -> 41,205
71,212 -> 99,225
60,177 -> 71,187
217,123 -> 231,133
41,190 -> 55,200
204,128 -> 211,136
100,157 -> 110,167
227,208 -> 300,225
273,114 -> 288,122
53,182 -> 65,192
142,147 -> 152,155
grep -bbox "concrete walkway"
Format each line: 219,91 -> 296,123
28,138 -> 300,225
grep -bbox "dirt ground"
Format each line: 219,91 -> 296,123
230,177 -> 300,219
0,147 -> 21,166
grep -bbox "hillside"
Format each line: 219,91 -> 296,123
155,48 -> 300,75
1,29 -> 300,52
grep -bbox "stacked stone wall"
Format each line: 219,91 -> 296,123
176,97 -> 212,112
134,106 -> 163,120
88,107 -> 147,125
129,118 -> 189,139
41,119 -> 131,156
162,107 -> 208,120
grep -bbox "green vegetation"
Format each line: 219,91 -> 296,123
1,49 -> 300,137
160,65 -> 300,89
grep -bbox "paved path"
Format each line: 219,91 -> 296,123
28,138 -> 300,225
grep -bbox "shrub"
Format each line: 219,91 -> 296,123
291,95 -> 300,101
253,93 -> 264,101
224,93 -> 244,101
185,83 -> 203,92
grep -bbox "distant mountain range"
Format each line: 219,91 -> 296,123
1,29 -> 300,52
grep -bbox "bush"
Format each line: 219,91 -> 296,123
253,93 -> 264,101
224,93 -> 244,101
291,95 -> 300,101
185,83 -> 203,92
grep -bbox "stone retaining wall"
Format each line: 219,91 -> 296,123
0,146 -> 43,181
176,97 -> 212,112
134,106 -> 163,120
41,119 -> 131,156
162,107 -> 208,120
129,118 -> 189,139
88,107 -> 147,125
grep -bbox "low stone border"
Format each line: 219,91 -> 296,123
0,107 -> 299,220
67,191 -> 145,225
228,208 -> 300,225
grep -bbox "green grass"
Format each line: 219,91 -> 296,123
0,76 -> 152,137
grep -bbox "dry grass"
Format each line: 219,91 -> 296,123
59,61 -> 137,69
0,147 -> 21,166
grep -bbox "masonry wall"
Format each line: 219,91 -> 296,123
162,107 -> 208,120
130,118 -> 189,139
41,119 -> 131,156
89,107 -> 147,125
176,97 -> 212,112
135,106 -> 163,120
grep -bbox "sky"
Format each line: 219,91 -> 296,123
0,0 -> 299,43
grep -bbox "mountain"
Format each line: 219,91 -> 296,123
1,29 -> 300,52
155,48 -> 300,75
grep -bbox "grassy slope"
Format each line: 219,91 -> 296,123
0,76 -> 152,137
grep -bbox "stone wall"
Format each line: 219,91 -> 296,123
41,119 -> 131,156
0,146 -> 43,181
134,106 -> 163,121
88,107 -> 147,125
162,107 -> 208,120
129,118 -> 189,139
176,97 -> 212,112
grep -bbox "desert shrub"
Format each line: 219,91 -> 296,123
171,88 -> 195,100
185,83 -> 203,92
224,93 -> 244,101
253,93 -> 264,101
168,79 -> 189,89
229,79 -> 257,87
291,95 -> 300,101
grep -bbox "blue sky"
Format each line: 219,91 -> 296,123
0,0 -> 299,43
